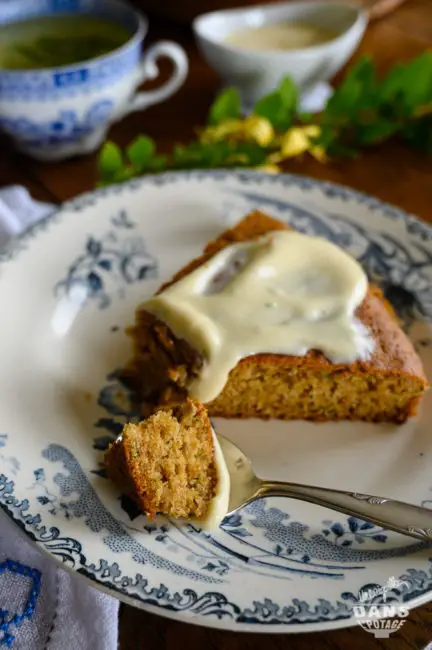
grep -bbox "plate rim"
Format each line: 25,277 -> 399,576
2,485 -> 432,634
2,169 -> 432,270
1,169 -> 432,633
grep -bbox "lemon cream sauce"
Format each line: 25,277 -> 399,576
225,22 -> 338,51
194,431 -> 231,530
144,231 -> 374,403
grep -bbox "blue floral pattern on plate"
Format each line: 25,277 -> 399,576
55,210 -> 157,309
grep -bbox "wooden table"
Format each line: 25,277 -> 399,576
1,1 -> 431,648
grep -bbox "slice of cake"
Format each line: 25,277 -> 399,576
105,398 -> 229,526
126,211 -> 428,423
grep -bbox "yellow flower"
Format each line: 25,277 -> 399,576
309,144 -> 328,163
281,125 -> 320,156
254,162 -> 281,174
200,119 -> 243,143
273,125 -> 328,163
200,116 -> 274,147
242,116 -> 274,147
226,153 -> 250,165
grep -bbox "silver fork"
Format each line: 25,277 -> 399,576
218,435 -> 432,541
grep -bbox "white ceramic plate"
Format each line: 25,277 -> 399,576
1,171 -> 431,634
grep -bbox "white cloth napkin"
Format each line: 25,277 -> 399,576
300,82 -> 333,115
0,186 -> 120,649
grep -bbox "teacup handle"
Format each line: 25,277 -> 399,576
121,41 -> 188,117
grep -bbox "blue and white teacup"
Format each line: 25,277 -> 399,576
0,0 -> 188,161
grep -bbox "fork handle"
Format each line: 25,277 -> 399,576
257,480 -> 432,541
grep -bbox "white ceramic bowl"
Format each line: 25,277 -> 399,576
193,1 -> 367,107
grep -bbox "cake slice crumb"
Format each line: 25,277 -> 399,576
105,398 -> 217,519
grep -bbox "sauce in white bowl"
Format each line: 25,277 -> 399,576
193,2 -> 367,108
225,21 -> 339,52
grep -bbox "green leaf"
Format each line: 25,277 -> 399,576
278,76 -> 298,113
379,63 -> 407,105
231,141 -> 268,166
253,75 -> 297,130
171,139 -> 266,170
147,154 -> 168,172
401,114 -> 432,153
172,143 -> 207,169
98,142 -> 124,179
323,56 -> 377,120
126,135 -> 156,171
254,92 -> 286,129
114,167 -> 137,182
313,125 -> 338,150
208,87 -> 241,125
355,121 -> 399,145
206,140 -> 233,166
378,55 -> 432,118
298,112 -> 313,124
351,52 -> 432,122
97,165 -> 136,187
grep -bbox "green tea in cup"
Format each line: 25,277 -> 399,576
0,15 -> 131,69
